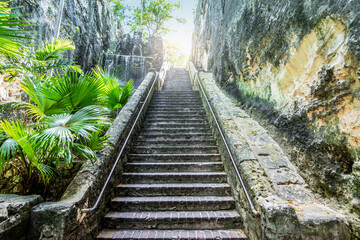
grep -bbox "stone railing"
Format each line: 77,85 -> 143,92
0,69 -> 167,240
187,61 -> 351,240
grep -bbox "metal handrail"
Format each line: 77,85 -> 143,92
81,72 -> 158,213
195,73 -> 260,217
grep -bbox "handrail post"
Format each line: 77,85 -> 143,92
195,72 -> 260,217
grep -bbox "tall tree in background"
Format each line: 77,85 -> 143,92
109,0 -> 127,21
129,0 -> 186,37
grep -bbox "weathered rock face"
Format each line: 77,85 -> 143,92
11,0 -> 122,72
192,0 -> 360,233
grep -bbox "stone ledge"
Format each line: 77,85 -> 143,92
187,61 -> 351,240
27,71 -> 157,240
0,194 -> 43,240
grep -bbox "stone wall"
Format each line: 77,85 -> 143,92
188,62 -> 354,239
11,0 -> 122,72
191,0 -> 360,225
0,195 -> 43,240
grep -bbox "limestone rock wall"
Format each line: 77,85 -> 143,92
192,0 -> 360,226
11,0 -> 122,72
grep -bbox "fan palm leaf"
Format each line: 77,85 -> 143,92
93,66 -> 134,111
0,2 -> 31,58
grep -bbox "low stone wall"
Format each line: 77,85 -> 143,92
26,71 -> 158,240
187,62 -> 352,240
0,195 -> 43,240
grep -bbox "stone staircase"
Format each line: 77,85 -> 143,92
97,69 -> 247,239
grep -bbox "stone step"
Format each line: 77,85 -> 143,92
150,101 -> 203,105
116,183 -> 231,196
133,139 -> 216,146
148,106 -> 203,110
154,90 -> 198,94
103,210 -> 241,230
151,96 -> 201,99
146,110 -> 206,115
144,123 -> 209,128
131,146 -> 218,154
136,133 -> 213,140
145,119 -> 208,124
111,196 -> 235,211
97,229 -> 247,240
145,114 -> 207,119
128,153 -> 221,162
149,102 -> 203,106
125,162 -> 223,172
141,128 -> 211,135
121,172 -> 227,184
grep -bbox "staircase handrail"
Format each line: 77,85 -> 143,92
81,71 -> 159,213
195,72 -> 260,217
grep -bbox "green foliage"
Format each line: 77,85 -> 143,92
0,3 -> 134,193
128,0 -> 186,37
0,105 -> 108,185
109,0 -> 127,20
0,2 -> 31,59
94,66 -> 133,115
0,120 -> 54,183
21,70 -> 104,120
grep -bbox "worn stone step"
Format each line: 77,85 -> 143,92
145,118 -> 208,124
148,106 -> 203,110
150,101 -> 203,105
154,90 -> 198,94
151,96 -> 201,99
136,133 -> 213,140
121,172 -> 227,184
149,103 -> 203,106
97,229 -> 247,240
131,146 -> 218,154
141,128 -> 211,134
146,110 -> 206,115
141,128 -> 211,135
116,183 -> 231,196
104,210 -> 241,230
144,123 -> 209,128
145,114 -> 207,119
111,196 -> 235,211
128,153 -> 221,162
125,162 -> 223,172
133,139 -> 216,146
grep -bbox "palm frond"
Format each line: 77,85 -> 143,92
94,66 -> 134,111
0,2 -> 32,58
34,38 -> 75,61
119,79 -> 134,106
0,120 -> 36,163
0,138 -> 19,169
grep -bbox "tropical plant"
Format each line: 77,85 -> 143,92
128,0 -> 186,37
0,2 -> 30,59
19,38 -> 81,80
21,70 -> 104,120
109,0 -> 127,20
0,120 -> 55,184
94,66 -> 133,116
0,106 -> 109,187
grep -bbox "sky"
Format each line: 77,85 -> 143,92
122,0 -> 197,56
